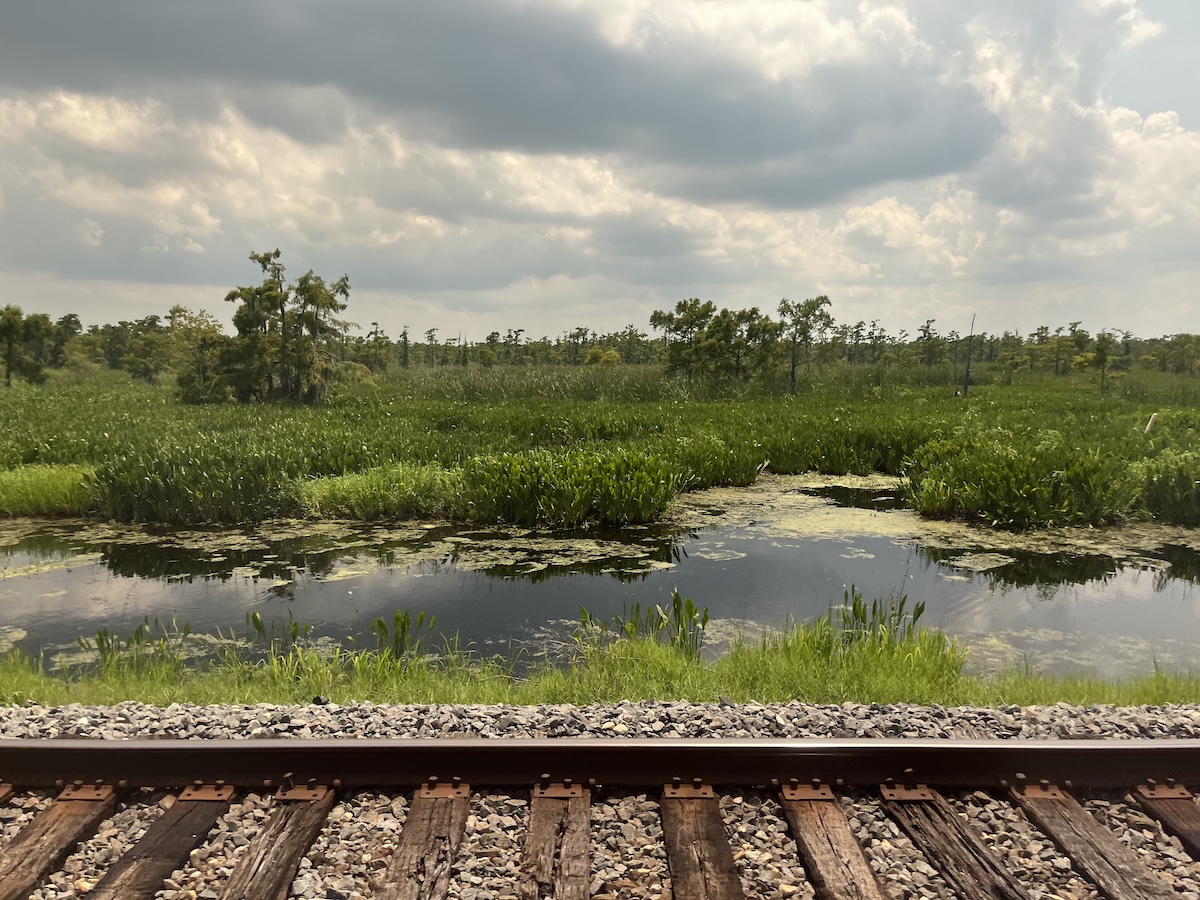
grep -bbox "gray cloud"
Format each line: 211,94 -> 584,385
1,0 -> 999,207
0,0 -> 1196,339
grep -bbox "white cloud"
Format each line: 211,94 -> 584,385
35,92 -> 165,154
580,0 -> 875,78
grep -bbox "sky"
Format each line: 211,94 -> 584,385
1,0 -> 1197,341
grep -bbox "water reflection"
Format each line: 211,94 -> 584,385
800,486 -> 907,512
3,478 -> 1200,678
918,546 -> 1122,596
1157,544 -> 1200,586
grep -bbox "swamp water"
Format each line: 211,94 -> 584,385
3,474 -> 1200,678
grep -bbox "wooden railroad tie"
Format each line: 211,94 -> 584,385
0,778 -> 1197,900
0,738 -> 1199,900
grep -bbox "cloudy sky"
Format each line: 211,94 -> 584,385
1,0 -> 1197,341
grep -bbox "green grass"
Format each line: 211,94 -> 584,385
0,464 -> 94,516
4,598 -> 1200,708
298,463 -> 461,520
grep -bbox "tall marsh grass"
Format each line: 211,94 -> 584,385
0,464 -> 94,516
299,463 -> 460,520
6,595 -> 1199,706
714,593 -> 966,705
378,365 -> 683,403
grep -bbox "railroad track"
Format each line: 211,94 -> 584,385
2,738 -> 1200,899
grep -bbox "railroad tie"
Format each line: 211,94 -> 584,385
0,782 -> 117,900
879,781 -> 1031,900
1133,780 -> 1200,859
0,738 -> 1197,898
89,782 -> 235,900
1011,780 -> 1177,900
378,779 -> 472,900
220,780 -> 337,900
660,780 -> 745,900
520,780 -> 591,900
778,781 -> 888,900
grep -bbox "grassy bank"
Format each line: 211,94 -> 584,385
1,370 -> 1199,528
3,598 -> 1199,708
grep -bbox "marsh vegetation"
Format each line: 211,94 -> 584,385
0,368 -> 1198,530
4,285 -> 1200,703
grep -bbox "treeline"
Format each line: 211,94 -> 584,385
3,249 -> 1200,401
648,297 -> 1199,392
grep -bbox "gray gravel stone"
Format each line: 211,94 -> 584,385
0,790 -> 53,854
949,790 -> 1101,900
306,791 -> 405,899
720,791 -> 814,899
1084,791 -> 1200,899
841,793 -> 956,899
592,791 -> 670,899
8,699 -> 1200,743
445,790 -> 525,900
155,791 -> 272,899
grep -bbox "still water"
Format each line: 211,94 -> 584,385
2,475 -> 1199,677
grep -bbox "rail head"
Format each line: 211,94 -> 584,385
3,737 -> 1200,790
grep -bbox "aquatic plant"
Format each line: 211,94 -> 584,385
245,610 -> 313,652
905,427 -> 1140,528
299,463 -> 460,520
92,439 -> 302,524
458,448 -> 682,527
370,610 -> 436,658
581,589 -> 711,662
665,433 -> 765,489
74,617 -> 195,678
1135,450 -> 1200,526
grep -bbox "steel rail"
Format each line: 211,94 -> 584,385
2,738 -> 1200,789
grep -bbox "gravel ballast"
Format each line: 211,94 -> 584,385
4,700 -> 1200,900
